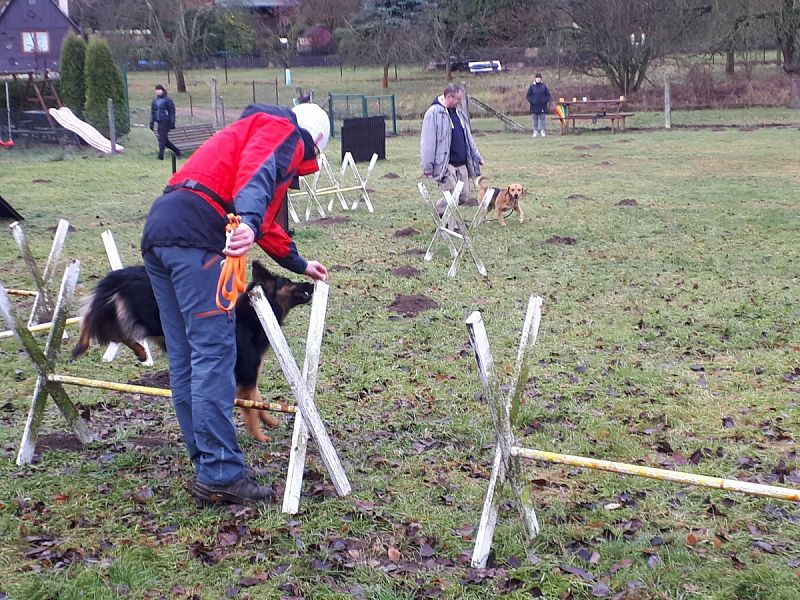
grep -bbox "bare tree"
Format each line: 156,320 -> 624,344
143,0 -> 213,93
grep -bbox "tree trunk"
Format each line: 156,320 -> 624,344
725,51 -> 735,76
787,72 -> 800,108
382,64 -> 389,91
446,62 -> 453,81
176,66 -> 187,93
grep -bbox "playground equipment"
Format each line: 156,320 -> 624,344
48,107 -> 124,154
1,80 -> 14,147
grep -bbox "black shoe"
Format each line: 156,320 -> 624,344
175,150 -> 182,158
190,476 -> 274,505
157,155 -> 164,161
245,465 -> 270,479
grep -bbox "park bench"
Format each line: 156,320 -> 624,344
556,97 -> 635,134
153,123 -> 216,172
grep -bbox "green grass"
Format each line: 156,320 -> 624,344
0,111 -> 799,599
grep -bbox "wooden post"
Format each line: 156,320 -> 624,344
0,261 -> 93,465
249,285 -> 351,498
252,80 -> 256,104
275,77 -> 279,104
211,77 -> 219,128
283,280 -> 329,514
664,75 -> 671,129
220,97 -> 226,127
107,98 -> 116,155
466,300 -> 542,567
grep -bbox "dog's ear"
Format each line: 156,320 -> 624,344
251,260 -> 274,283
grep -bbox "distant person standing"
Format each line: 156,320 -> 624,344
526,73 -> 551,138
149,84 -> 180,160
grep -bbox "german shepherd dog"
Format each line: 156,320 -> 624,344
72,261 -> 314,442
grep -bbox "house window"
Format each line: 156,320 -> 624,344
21,32 -> 49,53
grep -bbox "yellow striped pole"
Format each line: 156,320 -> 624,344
0,317 -> 80,340
6,289 -> 38,297
47,374 -> 296,414
512,447 -> 800,502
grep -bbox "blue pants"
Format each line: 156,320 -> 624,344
532,113 -> 547,132
143,246 -> 245,486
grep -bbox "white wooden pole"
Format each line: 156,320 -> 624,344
283,280 -> 328,513
664,75 -> 671,129
249,285 -> 351,497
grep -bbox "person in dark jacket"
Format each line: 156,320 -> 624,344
526,74 -> 551,138
149,84 -> 180,160
140,103 -> 330,505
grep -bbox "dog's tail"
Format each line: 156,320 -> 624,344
476,175 -> 488,189
71,293 -> 95,359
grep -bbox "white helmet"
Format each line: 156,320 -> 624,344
292,103 -> 330,152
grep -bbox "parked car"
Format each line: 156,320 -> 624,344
468,60 -> 503,74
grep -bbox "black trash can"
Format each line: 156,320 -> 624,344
341,116 -> 385,162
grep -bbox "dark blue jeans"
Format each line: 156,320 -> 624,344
156,121 -> 180,159
143,246 -> 245,486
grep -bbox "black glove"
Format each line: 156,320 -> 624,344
149,122 -> 154,130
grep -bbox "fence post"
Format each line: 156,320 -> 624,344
664,75 -> 671,129
327,93 -> 335,139
107,98 -> 116,155
275,77 -> 279,104
189,94 -> 193,118
220,97 -> 226,127
252,80 -> 256,104
211,77 -> 219,128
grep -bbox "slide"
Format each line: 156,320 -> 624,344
48,107 -> 124,154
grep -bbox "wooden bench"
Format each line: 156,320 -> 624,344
154,123 -> 216,173
556,98 -> 635,133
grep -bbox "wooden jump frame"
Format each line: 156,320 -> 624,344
418,180 -> 488,278
288,151 -> 377,223
1,235 -> 351,512
466,296 -> 800,568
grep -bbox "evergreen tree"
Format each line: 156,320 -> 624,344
84,37 -> 129,137
60,33 -> 87,114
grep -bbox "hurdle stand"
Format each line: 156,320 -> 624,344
99,230 -> 153,366
466,298 -> 800,568
418,181 -> 487,278
250,282 -> 352,509
9,219 -> 71,327
339,152 -> 377,213
0,260 -> 93,465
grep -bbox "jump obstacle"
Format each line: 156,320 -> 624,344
418,180 -> 490,278
466,296 -> 800,568
287,151 -> 377,223
1,227 -> 351,512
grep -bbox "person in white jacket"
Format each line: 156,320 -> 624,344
420,83 -> 484,217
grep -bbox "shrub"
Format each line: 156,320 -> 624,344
60,33 -> 86,114
84,37 -> 129,137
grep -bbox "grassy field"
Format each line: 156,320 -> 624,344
0,109 -> 799,599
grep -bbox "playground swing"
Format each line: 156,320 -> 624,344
1,81 -> 14,147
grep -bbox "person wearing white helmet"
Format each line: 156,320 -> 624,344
140,103 -> 329,506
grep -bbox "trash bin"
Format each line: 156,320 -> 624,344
341,116 -> 385,162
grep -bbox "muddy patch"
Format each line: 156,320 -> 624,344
403,248 -> 425,256
129,434 -> 166,450
388,294 -> 439,317
615,139 -> 632,143
737,126 -> 756,132
574,144 -> 602,150
394,227 -> 420,238
330,264 -> 351,272
129,370 -> 170,389
567,193 -> 590,201
617,198 -> 639,207
546,236 -> 577,245
382,172 -> 401,179
596,161 -> 615,167
32,178 -> 53,184
578,153 -> 592,159
392,266 -> 420,278
35,432 -> 84,452
315,216 -> 352,226
712,127 -> 727,132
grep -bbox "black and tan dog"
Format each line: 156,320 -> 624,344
72,261 -> 314,442
476,175 -> 526,226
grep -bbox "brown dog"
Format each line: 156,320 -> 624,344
476,176 -> 526,226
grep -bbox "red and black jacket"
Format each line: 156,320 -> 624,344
141,105 -> 318,274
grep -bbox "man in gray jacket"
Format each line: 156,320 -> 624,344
420,83 -> 484,218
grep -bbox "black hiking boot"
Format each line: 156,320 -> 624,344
190,476 -> 274,505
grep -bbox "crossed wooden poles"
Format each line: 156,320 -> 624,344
1,225 -> 351,513
288,151 -> 377,223
418,180 -> 490,278
467,296 -> 800,568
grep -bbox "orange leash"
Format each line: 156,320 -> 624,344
216,214 -> 248,313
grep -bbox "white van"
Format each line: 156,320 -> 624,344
468,60 -> 503,74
